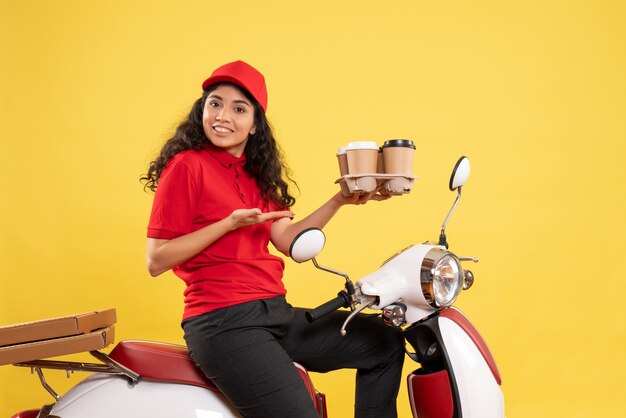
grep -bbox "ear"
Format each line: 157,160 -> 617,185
250,126 -> 257,135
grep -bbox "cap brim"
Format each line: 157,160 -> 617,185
202,75 -> 247,92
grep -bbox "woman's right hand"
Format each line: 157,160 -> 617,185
229,208 -> 295,230
147,208 -> 293,276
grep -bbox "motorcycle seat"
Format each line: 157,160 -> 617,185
108,340 -> 319,404
108,340 -> 218,391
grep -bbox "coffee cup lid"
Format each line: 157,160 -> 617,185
346,141 -> 378,150
337,146 -> 347,155
382,139 -> 416,149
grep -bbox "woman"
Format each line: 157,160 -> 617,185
142,60 -> 404,418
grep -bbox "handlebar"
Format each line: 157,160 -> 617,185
305,291 -> 351,323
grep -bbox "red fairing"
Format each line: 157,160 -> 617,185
440,308 -> 502,385
11,410 -> 40,418
293,362 -> 324,413
407,370 -> 454,418
315,392 -> 329,418
108,340 -> 324,412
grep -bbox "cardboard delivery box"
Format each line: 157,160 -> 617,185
0,308 -> 116,347
0,326 -> 115,365
0,309 -> 116,365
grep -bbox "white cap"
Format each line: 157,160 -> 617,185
346,141 -> 378,150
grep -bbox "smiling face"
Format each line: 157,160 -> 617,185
202,84 -> 256,157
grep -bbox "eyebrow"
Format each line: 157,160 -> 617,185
208,94 -> 252,107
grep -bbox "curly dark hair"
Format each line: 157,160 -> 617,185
141,83 -> 297,208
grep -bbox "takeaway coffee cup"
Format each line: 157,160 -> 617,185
346,141 -> 379,174
377,147 -> 385,174
336,147 -> 352,196
337,147 -> 349,176
382,139 -> 416,193
346,141 -> 379,192
376,147 -> 387,190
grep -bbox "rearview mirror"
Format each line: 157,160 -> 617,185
439,156 -> 471,248
289,228 -> 326,263
449,156 -> 470,191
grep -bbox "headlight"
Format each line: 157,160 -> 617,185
421,248 -> 463,307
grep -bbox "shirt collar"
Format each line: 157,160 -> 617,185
204,144 -> 246,168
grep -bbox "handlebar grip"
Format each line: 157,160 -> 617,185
305,291 -> 351,323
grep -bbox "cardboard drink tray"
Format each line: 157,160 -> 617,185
0,309 -> 116,365
336,174 -> 417,196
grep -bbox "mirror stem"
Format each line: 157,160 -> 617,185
312,258 -> 351,283
439,186 -> 462,249
438,230 -> 448,249
311,258 -> 356,296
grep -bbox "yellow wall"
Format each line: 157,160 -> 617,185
1,1 -> 625,416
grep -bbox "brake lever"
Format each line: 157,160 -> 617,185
340,296 -> 376,336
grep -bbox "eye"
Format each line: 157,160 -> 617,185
208,100 -> 221,108
234,106 -> 246,113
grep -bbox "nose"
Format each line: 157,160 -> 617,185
216,107 -> 230,122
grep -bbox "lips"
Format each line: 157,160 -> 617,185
212,125 -> 233,134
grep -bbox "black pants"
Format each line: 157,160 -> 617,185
182,296 -> 405,418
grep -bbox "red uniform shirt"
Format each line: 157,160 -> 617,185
147,145 -> 287,320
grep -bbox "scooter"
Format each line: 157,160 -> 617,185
9,156 -> 504,418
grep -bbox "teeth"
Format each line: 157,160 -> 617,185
214,126 -> 230,133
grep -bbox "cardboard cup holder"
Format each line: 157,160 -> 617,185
337,139 -> 417,197
336,173 -> 416,196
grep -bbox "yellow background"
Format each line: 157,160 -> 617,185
1,1 -> 625,416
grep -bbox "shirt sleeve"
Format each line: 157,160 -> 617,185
147,157 -> 198,239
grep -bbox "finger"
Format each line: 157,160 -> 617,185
346,194 -> 361,204
231,208 -> 263,226
371,194 -> 392,201
260,210 -> 295,222
234,208 -> 262,218
236,208 -> 262,216
357,191 -> 376,204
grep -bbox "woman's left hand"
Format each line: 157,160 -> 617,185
333,189 -> 391,206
